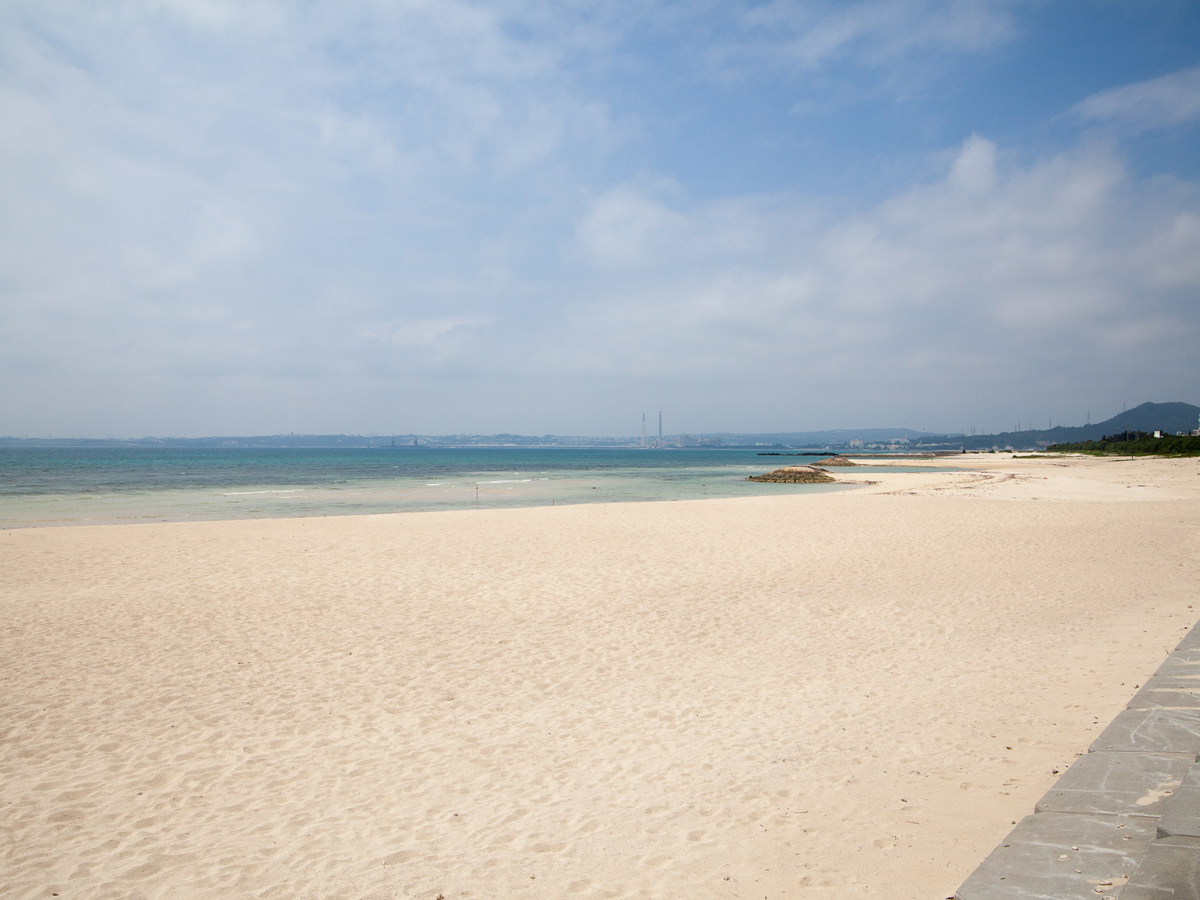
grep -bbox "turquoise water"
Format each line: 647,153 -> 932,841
0,447 -> 890,527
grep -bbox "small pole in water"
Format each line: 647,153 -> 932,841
476,485 -> 479,508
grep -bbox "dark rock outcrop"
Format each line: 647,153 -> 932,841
748,466 -> 837,484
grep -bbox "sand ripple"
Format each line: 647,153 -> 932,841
2,462 -> 1197,898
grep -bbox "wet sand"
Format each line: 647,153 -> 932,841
1,454 -> 1197,899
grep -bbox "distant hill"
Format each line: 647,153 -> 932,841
949,402 -> 1200,451
1097,402 -> 1200,435
1,402 -> 1195,451
677,404 -> 1200,450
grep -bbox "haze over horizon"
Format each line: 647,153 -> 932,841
3,2 -> 1199,439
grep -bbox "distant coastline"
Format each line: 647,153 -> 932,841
3,400 -> 1195,454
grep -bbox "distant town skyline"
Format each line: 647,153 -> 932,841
2,2 -> 1199,438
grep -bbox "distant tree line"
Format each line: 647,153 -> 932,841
1048,431 -> 1200,456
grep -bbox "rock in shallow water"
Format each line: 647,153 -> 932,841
747,466 -> 837,484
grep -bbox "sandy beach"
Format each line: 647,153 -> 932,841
2,454 -> 1198,900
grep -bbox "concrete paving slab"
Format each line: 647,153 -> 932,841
1129,675 -> 1200,710
1120,836 -> 1200,900
1156,657 -> 1200,682
1035,752 -> 1191,817
955,620 -> 1200,900
1090,708 -> 1200,755
1138,675 -> 1200,691
1157,763 -> 1200,839
954,813 -> 1155,900
1156,648 -> 1200,668
1177,624 -> 1200,652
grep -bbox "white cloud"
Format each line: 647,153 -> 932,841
728,0 -> 1017,79
1138,211 -> 1200,289
545,135 -> 1200,431
577,185 -> 688,268
0,3 -> 1197,437
360,316 -> 489,348
1074,65 -> 1200,131
947,134 -> 997,195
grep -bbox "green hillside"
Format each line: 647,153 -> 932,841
1049,431 -> 1200,456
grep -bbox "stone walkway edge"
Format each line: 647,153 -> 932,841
954,620 -> 1200,900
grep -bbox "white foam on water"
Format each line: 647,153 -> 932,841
222,489 -> 305,496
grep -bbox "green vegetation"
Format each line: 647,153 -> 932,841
1048,430 -> 1200,456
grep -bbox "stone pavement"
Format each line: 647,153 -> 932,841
955,621 -> 1200,900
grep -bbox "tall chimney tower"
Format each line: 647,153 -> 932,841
641,413 -> 646,448
658,411 -> 662,445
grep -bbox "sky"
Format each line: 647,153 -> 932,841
2,1 -> 1199,438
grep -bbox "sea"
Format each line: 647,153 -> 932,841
0,446 -> 926,528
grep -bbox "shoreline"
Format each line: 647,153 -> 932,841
0,450 -> 865,531
2,455 -> 1197,898
6,451 -> 1197,533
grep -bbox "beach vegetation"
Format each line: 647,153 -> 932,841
1048,432 -> 1200,456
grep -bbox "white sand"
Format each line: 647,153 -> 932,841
2,455 -> 1198,900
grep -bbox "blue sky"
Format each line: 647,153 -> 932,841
2,1 -> 1199,437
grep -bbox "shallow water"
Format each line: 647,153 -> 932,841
0,447 -> 946,527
